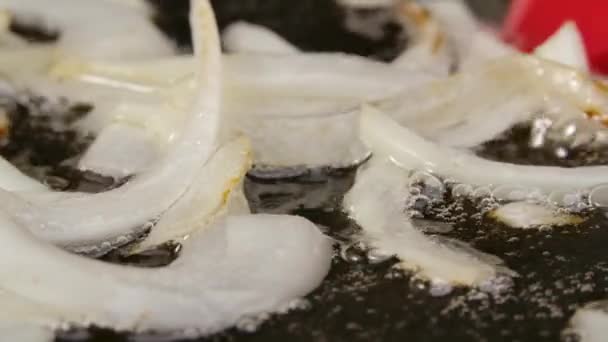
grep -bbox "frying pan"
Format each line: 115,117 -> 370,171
28,1 -> 605,341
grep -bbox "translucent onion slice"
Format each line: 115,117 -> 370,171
0,210 -> 332,335
50,52 -> 433,109
133,137 -> 252,252
0,290 -> 59,342
0,158 -> 47,191
0,0 -> 174,59
46,53 -> 433,168
567,301 -> 608,342
360,106 -> 608,193
380,55 -> 608,148
0,322 -> 53,342
488,202 -> 585,229
0,46 -> 55,79
534,21 -> 589,72
222,22 -> 298,54
16,136 -> 249,255
344,157 -> 510,285
459,30 -> 514,71
0,0 -> 222,252
392,1 -> 453,76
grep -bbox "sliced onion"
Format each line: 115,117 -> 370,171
0,0 -> 222,252
132,137 -> 252,252
567,301 -> 608,342
0,322 -> 53,342
11,135 -> 249,256
344,157 -> 511,285
50,52 -> 433,109
222,21 -> 298,54
379,55 -> 608,148
0,210 -> 332,335
488,202 -> 585,229
0,0 -> 173,59
0,158 -> 47,192
392,1 -> 453,76
360,106 -> 608,193
45,53 -> 433,167
0,289 -> 59,342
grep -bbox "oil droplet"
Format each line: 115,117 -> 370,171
429,280 -> 453,297
367,249 -> 394,264
492,185 -> 529,202
548,190 -> 581,207
340,241 -> 367,263
473,186 -> 492,198
452,183 -> 473,198
409,171 -> 444,200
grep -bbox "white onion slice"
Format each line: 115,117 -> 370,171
360,106 -> 608,192
488,202 -> 585,229
0,0 -> 222,251
0,158 -> 47,191
344,157 -> 509,285
0,46 -> 55,79
222,22 -> 298,54
50,52 -> 433,109
133,137 -> 252,252
380,55 -> 608,148
567,301 -> 608,342
13,135 -> 248,255
0,210 -> 332,335
0,0 -> 173,59
45,53 -> 433,167
0,289 -> 62,342
392,1 -> 453,76
0,323 -> 53,342
535,21 -> 589,72
78,123 -> 160,178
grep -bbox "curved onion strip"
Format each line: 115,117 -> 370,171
222,21 -> 298,54
488,202 -> 585,229
0,323 -> 53,342
133,137 -> 252,252
20,135 -> 247,255
567,301 -> 608,342
379,55 -> 608,147
344,157 -> 509,285
422,0 -> 476,56
50,52 -> 434,108
0,0 -> 221,252
0,210 -> 332,335
417,1 -> 515,70
0,290 -> 59,342
0,0 -> 173,59
361,106 -> 608,192
392,1 -> 453,76
0,46 -> 56,78
0,158 -> 47,192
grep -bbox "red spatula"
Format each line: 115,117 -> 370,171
503,0 -> 608,74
